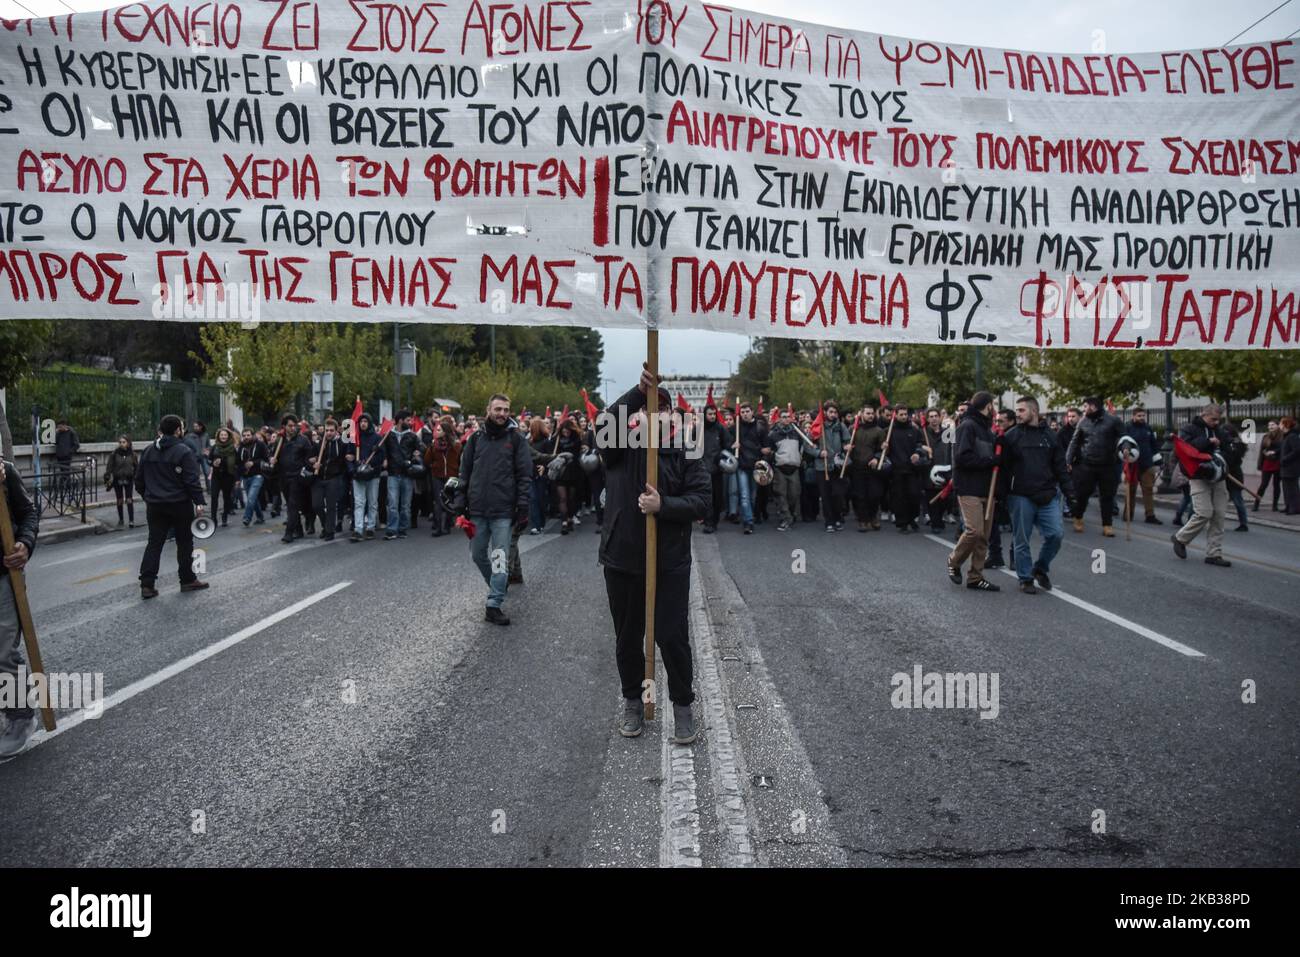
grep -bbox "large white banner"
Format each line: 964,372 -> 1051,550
0,1 -> 1297,349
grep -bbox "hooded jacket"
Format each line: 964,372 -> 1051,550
596,387 -> 710,576
107,446 -> 138,483
456,416 -> 531,520
847,418 -> 886,469
887,421 -> 930,475
1125,420 -> 1159,471
952,409 -> 999,498
701,418 -> 732,474
351,424 -> 387,475
134,434 -> 206,506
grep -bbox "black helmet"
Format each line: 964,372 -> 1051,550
441,477 -> 464,515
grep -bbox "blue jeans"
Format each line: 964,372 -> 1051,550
735,470 -> 754,524
1228,484 -> 1248,527
530,474 -> 549,530
725,472 -> 738,515
470,516 -> 514,608
1008,493 -> 1063,583
354,477 -> 380,531
241,475 -> 264,523
386,475 -> 413,533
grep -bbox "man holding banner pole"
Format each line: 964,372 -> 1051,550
596,365 -> 710,744
0,456 -> 44,756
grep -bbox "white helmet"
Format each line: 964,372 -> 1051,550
929,464 -> 952,486
1117,434 -> 1140,464
718,450 -> 739,474
752,461 -> 773,486
580,450 -> 601,473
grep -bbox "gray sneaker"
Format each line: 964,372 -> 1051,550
620,698 -> 644,738
671,704 -> 698,745
0,712 -> 39,758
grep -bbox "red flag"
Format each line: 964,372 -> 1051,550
676,393 -> 691,412
1123,459 -> 1140,487
1173,434 -> 1211,477
877,389 -> 890,408
809,406 -> 825,441
1106,399 -> 1117,414
349,396 -> 363,445
410,414 -> 425,433
705,384 -> 716,408
377,418 -> 394,438
769,407 -> 779,425
454,514 -> 477,539
581,388 -> 599,421
545,405 -> 551,418
560,404 -> 569,421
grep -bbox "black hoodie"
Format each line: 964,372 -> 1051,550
952,409 -> 999,497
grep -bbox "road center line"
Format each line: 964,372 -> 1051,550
923,535 -> 1205,658
16,581 -> 353,754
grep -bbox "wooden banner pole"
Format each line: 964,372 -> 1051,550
644,330 -> 660,723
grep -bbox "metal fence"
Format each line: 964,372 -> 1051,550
6,370 -> 225,443
18,463 -> 96,522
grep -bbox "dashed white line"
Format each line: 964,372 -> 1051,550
924,534 -> 1205,658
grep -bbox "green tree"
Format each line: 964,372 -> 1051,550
0,320 -> 53,459
193,324 -> 315,426
1172,351 -> 1298,413
1024,350 -> 1164,407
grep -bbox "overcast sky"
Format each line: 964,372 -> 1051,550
5,0 -> 1296,392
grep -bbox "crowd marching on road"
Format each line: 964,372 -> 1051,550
3,376 -> 1300,756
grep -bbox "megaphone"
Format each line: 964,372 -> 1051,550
191,514 -> 215,539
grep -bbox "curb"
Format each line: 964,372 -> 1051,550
1152,495 -> 1298,534
36,518 -> 111,547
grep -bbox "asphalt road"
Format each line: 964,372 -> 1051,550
1,501 -> 1296,867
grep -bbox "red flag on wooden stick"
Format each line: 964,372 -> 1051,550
809,406 -> 825,441
877,389 -> 890,408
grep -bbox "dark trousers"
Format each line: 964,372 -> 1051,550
1073,463 -> 1118,526
891,472 -> 922,527
604,566 -> 694,707
262,473 -> 281,514
139,500 -> 196,586
284,476 -> 309,536
1256,471 -> 1281,508
708,472 -> 723,526
312,476 -> 343,535
113,481 -> 135,524
849,466 -> 882,523
816,471 -> 846,525
212,472 -> 236,518
1283,475 -> 1300,514
800,473 -> 821,521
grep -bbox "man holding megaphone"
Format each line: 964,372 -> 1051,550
135,415 -> 210,600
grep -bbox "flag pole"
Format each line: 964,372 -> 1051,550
644,329 -> 659,722
0,465 -> 55,732
839,412 -> 860,479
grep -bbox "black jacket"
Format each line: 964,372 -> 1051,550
1125,421 -> 1159,471
316,437 -> 348,480
134,435 -> 206,506
1177,417 -> 1228,481
1000,421 -> 1068,502
735,417 -> 767,470
887,422 -> 930,475
597,387 -> 710,576
1,461 -> 38,580
54,427 -> 80,462
384,428 -> 422,476
952,410 -> 999,498
701,419 -> 732,474
1066,410 -> 1124,469
1280,429 -> 1300,479
276,433 -> 313,476
456,418 -> 531,520
238,438 -> 269,476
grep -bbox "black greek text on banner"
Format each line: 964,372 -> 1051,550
0,1 -> 1296,349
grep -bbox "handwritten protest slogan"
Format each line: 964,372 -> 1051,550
0,2 -> 1297,349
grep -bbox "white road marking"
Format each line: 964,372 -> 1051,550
18,581 -> 353,752
688,569 -> 756,866
924,534 -> 1205,658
